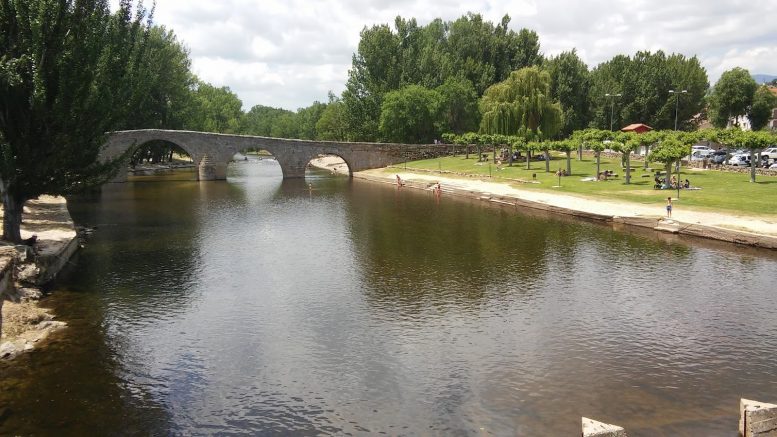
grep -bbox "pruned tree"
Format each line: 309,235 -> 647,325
553,139 -> 576,175
649,136 -> 691,186
612,131 -> 638,184
572,128 -> 609,178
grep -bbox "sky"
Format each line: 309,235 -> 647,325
138,0 -> 777,111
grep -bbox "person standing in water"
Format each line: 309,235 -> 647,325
666,197 -> 673,218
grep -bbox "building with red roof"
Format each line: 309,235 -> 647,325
620,123 -> 653,134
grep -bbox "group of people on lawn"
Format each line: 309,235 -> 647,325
654,173 -> 690,190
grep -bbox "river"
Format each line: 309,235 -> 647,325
1,158 -> 776,435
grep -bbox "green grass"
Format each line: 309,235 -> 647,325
390,153 -> 777,216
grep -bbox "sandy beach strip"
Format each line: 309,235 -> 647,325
355,168 -> 777,249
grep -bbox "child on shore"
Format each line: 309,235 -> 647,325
666,197 -> 673,218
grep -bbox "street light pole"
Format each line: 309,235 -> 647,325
605,93 -> 622,131
668,89 -> 687,130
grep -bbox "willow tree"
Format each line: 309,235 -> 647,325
479,66 -> 563,140
0,0 -> 153,242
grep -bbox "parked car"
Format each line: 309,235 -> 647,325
711,150 -> 728,164
760,147 -> 777,161
690,150 -> 714,161
692,144 -> 714,153
729,154 -> 751,166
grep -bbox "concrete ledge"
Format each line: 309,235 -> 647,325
355,171 -> 777,251
582,417 -> 627,437
740,399 -> 777,437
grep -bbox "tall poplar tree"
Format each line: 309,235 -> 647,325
0,0 -> 153,242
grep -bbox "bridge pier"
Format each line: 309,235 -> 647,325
109,167 -> 129,183
197,155 -> 227,181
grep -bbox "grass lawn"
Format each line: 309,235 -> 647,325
391,153 -> 777,216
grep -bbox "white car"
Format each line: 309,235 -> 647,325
760,147 -> 777,160
690,150 -> 714,161
729,154 -> 751,166
692,144 -> 714,152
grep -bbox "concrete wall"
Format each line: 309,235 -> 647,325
101,130 -> 455,181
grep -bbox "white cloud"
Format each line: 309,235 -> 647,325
138,0 -> 777,110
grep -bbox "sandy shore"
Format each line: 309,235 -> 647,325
1,195 -> 73,359
355,168 -> 777,249
309,156 -> 350,175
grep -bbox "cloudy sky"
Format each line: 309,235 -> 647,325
142,0 -> 777,111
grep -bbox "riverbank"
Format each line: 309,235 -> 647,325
355,167 -> 777,250
0,195 -> 75,360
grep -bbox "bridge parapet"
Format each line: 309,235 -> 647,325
101,129 -> 455,181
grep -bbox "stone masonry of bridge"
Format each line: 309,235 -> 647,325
101,130 -> 456,181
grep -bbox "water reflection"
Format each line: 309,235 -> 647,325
1,162 -> 776,436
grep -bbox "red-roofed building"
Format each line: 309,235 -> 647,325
620,123 -> 653,134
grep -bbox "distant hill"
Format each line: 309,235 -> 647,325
752,74 -> 777,84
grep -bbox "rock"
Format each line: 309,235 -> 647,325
36,320 -> 66,331
17,287 -> 43,302
0,342 -> 18,360
16,263 -> 40,285
13,245 -> 34,262
23,342 -> 33,352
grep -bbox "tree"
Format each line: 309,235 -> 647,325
447,14 -> 541,95
612,131 -> 639,184
296,101 -> 327,140
749,85 -> 777,131
588,51 -> 708,130
726,130 -> 774,182
708,67 -> 757,129
341,23 -> 401,141
479,66 -> 563,138
639,130 -> 665,169
379,85 -> 443,143
341,13 -> 543,141
553,139 -> 576,175
436,77 -> 480,134
189,82 -> 243,134
316,94 -> 348,141
649,136 -> 690,186
241,105 -> 295,137
572,128 -> 609,178
0,0 -> 154,242
127,26 -> 196,131
545,50 -> 591,137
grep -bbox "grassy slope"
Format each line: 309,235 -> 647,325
392,153 -> 777,216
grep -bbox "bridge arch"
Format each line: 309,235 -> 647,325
101,129 -> 447,182
305,153 -> 353,177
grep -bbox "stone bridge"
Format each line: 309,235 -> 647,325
101,130 -> 454,181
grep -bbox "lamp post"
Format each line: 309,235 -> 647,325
605,93 -> 622,131
668,89 -> 687,130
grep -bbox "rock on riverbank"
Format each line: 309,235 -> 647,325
1,195 -> 77,360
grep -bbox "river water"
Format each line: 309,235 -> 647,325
1,159 -> 776,435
